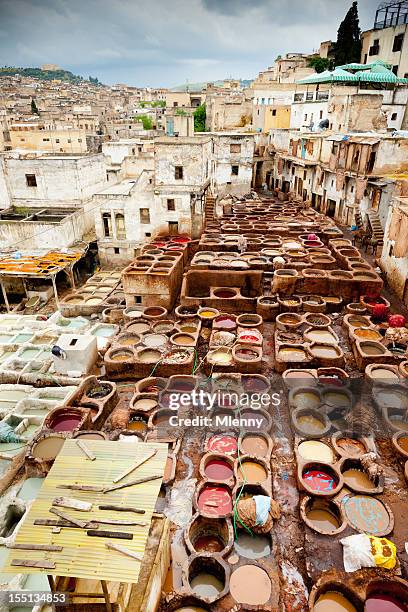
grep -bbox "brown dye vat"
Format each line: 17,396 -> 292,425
234,532 -> 271,559
229,565 -> 272,606
128,415 -> 148,434
172,333 -> 196,346
305,499 -> 342,534
186,555 -> 228,602
186,514 -> 232,556
360,343 -> 386,356
336,438 -> 366,456
138,349 -> 162,363
369,367 -> 399,380
342,468 -> 373,491
313,591 -> 357,611
278,346 -> 307,359
237,460 -> 267,483
126,321 -> 151,334
31,436 -> 65,460
153,320 -> 175,334
240,434 -> 269,457
116,334 -> 141,347
110,349 -> 134,362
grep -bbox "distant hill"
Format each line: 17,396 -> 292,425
0,67 -> 102,85
171,79 -> 252,92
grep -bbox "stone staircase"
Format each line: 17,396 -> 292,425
366,209 -> 384,243
205,195 -> 216,223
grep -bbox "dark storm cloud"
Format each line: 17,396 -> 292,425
0,0 -> 380,87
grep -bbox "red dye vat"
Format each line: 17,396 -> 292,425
207,434 -> 237,456
303,468 -> 337,492
239,334 -> 259,343
197,485 -> 232,516
171,236 -> 190,243
204,459 -> 233,480
50,414 -> 82,432
365,595 -> 407,612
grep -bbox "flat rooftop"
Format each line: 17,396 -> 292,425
0,206 -> 77,223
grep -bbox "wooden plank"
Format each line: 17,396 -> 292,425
49,507 -> 88,528
52,497 -> 92,512
7,544 -> 63,552
104,474 -> 162,494
98,504 -> 145,514
34,519 -> 99,529
76,440 -> 96,461
86,530 -> 133,540
112,449 -> 158,483
57,484 -> 104,492
105,541 -> 143,561
95,519 -> 147,527
11,559 -> 56,570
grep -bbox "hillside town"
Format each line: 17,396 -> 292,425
0,0 -> 407,610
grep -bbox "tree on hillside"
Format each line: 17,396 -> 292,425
334,1 -> 362,66
31,98 -> 39,115
194,104 -> 206,132
308,57 -> 331,73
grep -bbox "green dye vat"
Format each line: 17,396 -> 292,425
19,349 -> 41,361
0,335 -> 13,343
13,334 -> 33,344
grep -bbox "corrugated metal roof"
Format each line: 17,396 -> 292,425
1,440 -> 168,584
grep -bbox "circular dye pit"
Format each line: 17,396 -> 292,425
241,434 -> 269,458
85,383 -> 112,400
238,460 -> 267,483
127,322 -> 151,334
49,412 -> 82,432
293,391 -> 321,410
138,349 -> 161,363
74,431 -> 106,440
234,348 -> 259,361
305,500 -> 341,534
336,437 -> 366,456
342,468 -> 373,491
365,594 -> 407,611
305,329 -> 336,343
207,434 -> 237,456
197,485 -> 233,517
199,310 -> 218,320
298,441 -> 335,464
310,345 -> 340,359
397,436 -> 408,454
172,334 -> 196,347
242,376 -> 269,392
190,573 -> 224,599
109,349 -> 134,362
278,347 -> 307,361
132,396 -> 157,411
207,349 -> 233,366
173,608 -> 208,612
297,414 -> 326,435
229,565 -> 271,606
143,334 -> 167,348
234,533 -> 271,559
323,391 -> 351,408
369,367 -> 399,380
204,458 -> 234,481
213,289 -> 237,299
128,416 -> 148,434
214,315 -> 236,330
193,535 -> 225,553
314,591 -> 357,611
343,495 -> 391,535
354,328 -> 382,342
302,467 -> 338,493
32,436 -> 65,460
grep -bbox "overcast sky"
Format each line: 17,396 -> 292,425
0,0 -> 380,87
